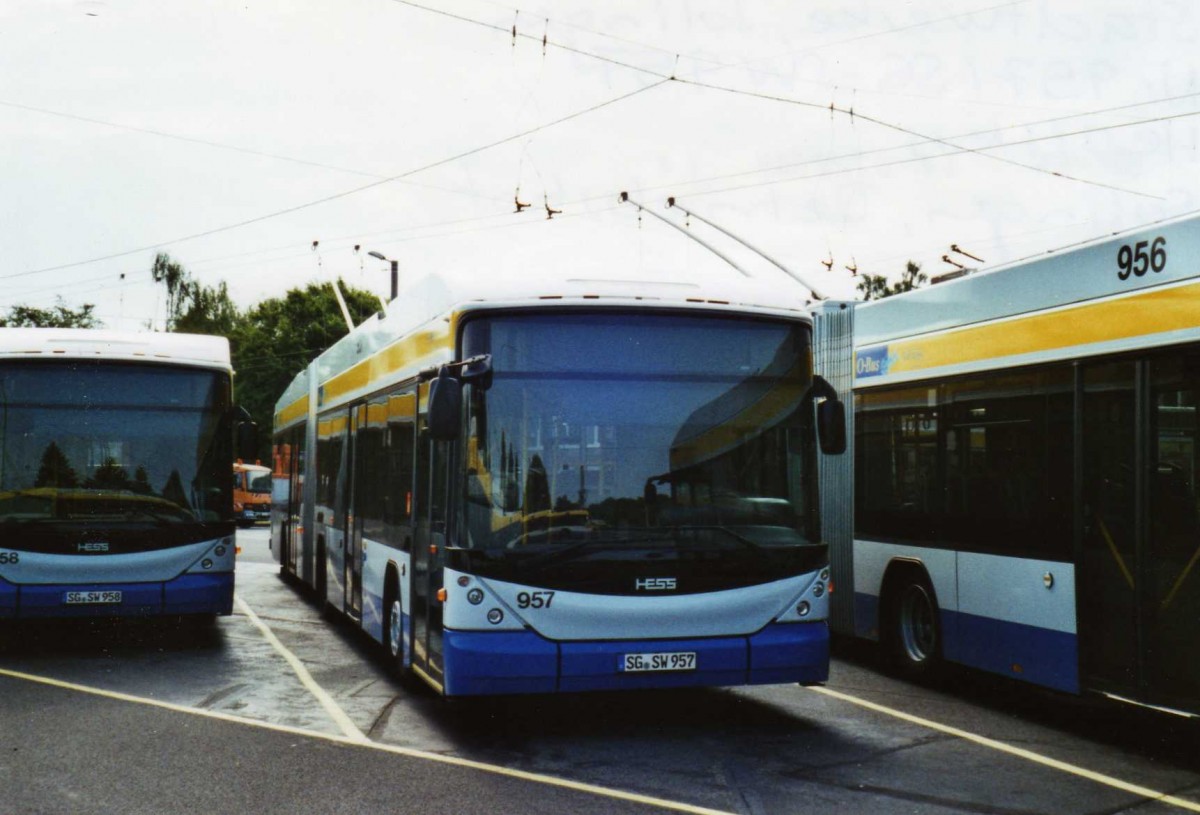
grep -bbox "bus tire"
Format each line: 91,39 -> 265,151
884,567 -> 942,678
383,585 -> 413,683
314,536 -> 327,603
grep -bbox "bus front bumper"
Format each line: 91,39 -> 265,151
0,572 -> 234,619
441,621 -> 829,697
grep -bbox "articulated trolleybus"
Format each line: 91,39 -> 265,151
815,213 -> 1200,716
0,329 -> 239,622
272,274 -> 846,696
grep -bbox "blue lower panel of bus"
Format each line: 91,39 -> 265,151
441,622 -> 828,696
0,573 -> 234,619
943,609 -> 1079,694
852,592 -> 1079,693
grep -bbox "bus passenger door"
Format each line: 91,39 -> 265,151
1082,354 -> 1200,711
289,428 -> 305,576
345,405 -> 364,620
1079,361 -> 1140,696
412,396 -> 449,686
1146,353 -> 1200,707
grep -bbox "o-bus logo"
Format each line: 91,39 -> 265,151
855,347 -> 890,378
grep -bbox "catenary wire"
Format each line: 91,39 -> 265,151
0,80 -> 669,284
6,4 -> 1184,286
0,98 -> 501,203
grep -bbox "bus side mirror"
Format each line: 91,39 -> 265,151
817,398 -> 847,455
428,366 -> 462,441
235,406 -> 258,461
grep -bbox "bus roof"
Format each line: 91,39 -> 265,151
0,328 -> 231,370
274,272 -> 815,425
843,213 -> 1200,388
854,212 -> 1200,348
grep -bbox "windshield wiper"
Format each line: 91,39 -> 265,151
666,525 -> 773,555
513,534 -> 674,569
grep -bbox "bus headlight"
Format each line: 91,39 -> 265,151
487,608 -> 504,625
467,588 -> 484,605
797,601 -> 811,617
201,559 -> 213,570
812,582 -> 825,598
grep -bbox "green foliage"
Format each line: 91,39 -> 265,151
153,252 -> 239,335
150,254 -> 380,460
856,260 -> 928,301
0,298 -> 100,328
34,442 -> 79,488
228,282 -> 380,461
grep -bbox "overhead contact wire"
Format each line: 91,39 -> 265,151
2,80 -> 668,282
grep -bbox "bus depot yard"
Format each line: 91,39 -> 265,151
0,527 -> 1196,815
5,218 -> 1200,813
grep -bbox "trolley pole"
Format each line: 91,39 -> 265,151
666,197 -> 826,300
618,192 -> 753,278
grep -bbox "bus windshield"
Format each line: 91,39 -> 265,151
462,313 -> 819,554
0,361 -> 232,543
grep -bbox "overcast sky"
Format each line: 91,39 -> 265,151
2,0 -> 1197,330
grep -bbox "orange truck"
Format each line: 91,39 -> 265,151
233,460 -> 272,527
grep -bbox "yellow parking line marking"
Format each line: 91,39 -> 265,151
0,667 -> 735,815
811,686 -> 1200,812
235,594 -> 367,743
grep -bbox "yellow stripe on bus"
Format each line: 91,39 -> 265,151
878,280 -> 1200,378
669,360 -> 809,472
319,323 -> 455,406
388,392 -> 416,420
275,394 -> 309,429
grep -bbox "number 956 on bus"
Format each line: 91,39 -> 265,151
620,651 -> 697,672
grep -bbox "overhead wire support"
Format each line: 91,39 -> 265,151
619,192 -> 751,279
665,196 -> 826,300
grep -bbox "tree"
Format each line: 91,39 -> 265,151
148,252 -> 383,460
228,282 -> 381,461
856,260 -> 928,301
0,298 -> 100,328
152,252 -> 240,335
87,457 -> 130,491
34,442 -> 79,488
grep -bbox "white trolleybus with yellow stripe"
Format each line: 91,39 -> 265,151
0,329 -> 247,623
270,274 -> 847,696
814,213 -> 1200,716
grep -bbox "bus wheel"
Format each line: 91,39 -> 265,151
314,537 -> 327,602
886,570 -> 941,677
384,596 -> 413,682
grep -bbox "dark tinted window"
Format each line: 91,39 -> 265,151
0,360 -> 231,526
856,366 -> 1073,556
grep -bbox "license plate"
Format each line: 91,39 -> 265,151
63,591 -> 122,605
620,651 -> 697,672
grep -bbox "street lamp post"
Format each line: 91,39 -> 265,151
367,251 -> 398,301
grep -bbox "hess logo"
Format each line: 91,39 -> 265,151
635,577 -> 677,591
78,541 -> 110,553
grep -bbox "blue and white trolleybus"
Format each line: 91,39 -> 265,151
272,274 -> 846,696
0,329 -> 239,622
